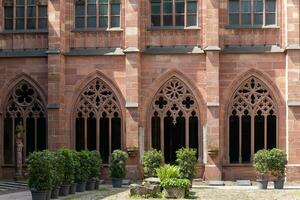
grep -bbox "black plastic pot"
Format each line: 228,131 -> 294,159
51,186 -> 60,199
94,180 -> 100,190
76,182 -> 86,192
112,179 -> 122,188
274,179 -> 284,189
69,183 -> 77,194
31,190 -> 48,200
59,184 -> 70,196
46,190 -> 51,200
256,179 -> 268,189
86,180 -> 96,191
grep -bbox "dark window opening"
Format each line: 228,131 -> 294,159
242,113 -> 251,163
254,112 -> 265,153
151,115 -> 161,150
229,112 -> 239,163
100,116 -> 109,163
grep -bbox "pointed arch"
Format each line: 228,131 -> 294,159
144,69 -> 205,163
71,71 -> 125,163
222,69 -> 285,164
1,74 -> 47,165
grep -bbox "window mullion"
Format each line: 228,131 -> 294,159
96,0 -> 99,28
172,0 -> 175,26
13,0 -> 16,30
160,0 -> 163,26
24,0 -> 27,30
96,115 -> 100,151
238,114 -> 242,163
251,0 -> 253,25
36,3 -> 38,31
250,113 -> 254,162
108,0 -> 111,28
184,0 -> 186,27
239,0 -> 241,25
185,116 -> 189,148
263,0 -> 265,26
85,0 -> 87,29
160,116 -> 164,162
34,117 -> 37,151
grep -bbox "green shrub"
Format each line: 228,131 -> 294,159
28,150 -> 54,191
268,148 -> 287,179
57,147 -> 79,184
51,151 -> 64,187
254,149 -> 270,179
143,149 -> 163,177
75,150 -> 90,182
176,148 -> 197,180
88,150 -> 102,180
156,164 -> 180,182
160,178 -> 191,190
109,150 -> 128,179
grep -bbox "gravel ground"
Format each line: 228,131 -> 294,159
2,184 -> 300,200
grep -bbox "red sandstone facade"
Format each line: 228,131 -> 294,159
0,0 -> 299,181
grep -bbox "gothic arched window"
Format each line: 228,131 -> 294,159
75,78 -> 122,163
3,80 -> 47,164
150,77 -> 200,163
229,77 -> 277,164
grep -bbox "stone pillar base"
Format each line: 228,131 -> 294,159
204,165 -> 222,180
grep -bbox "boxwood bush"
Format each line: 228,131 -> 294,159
75,150 -> 90,183
51,151 -> 64,187
268,148 -> 287,179
143,149 -> 163,177
28,150 -> 54,191
176,148 -> 197,180
110,150 -> 128,179
88,150 -> 102,180
57,147 -> 79,184
254,149 -> 270,179
160,178 -> 191,190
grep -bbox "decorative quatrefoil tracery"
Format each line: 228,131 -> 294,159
230,77 -> 277,116
151,77 -> 199,123
76,78 -> 121,118
5,81 -> 45,118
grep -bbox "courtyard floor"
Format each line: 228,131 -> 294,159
1,183 -> 300,200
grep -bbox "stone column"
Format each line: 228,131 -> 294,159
47,0 -> 67,149
285,0 -> 300,181
204,0 -> 221,180
124,0 -> 141,179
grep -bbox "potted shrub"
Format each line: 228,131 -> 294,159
27,150 -> 54,200
50,151 -> 64,198
157,165 -> 190,199
86,151 -> 102,190
161,178 -> 191,199
176,148 -> 197,181
109,149 -> 128,188
253,149 -> 270,189
143,149 -> 163,178
75,150 -> 90,192
268,148 -> 287,189
57,148 -> 78,195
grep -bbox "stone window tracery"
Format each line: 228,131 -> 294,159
229,76 -> 277,163
75,78 -> 122,163
3,80 -> 47,164
150,77 -> 200,163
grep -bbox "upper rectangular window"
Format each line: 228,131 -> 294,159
150,0 -> 198,28
4,0 -> 48,31
75,0 -> 121,30
228,0 -> 276,27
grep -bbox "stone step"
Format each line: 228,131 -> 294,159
236,180 -> 252,186
208,181 -> 225,186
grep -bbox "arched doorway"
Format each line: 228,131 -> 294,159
228,76 -> 278,163
3,80 -> 47,164
149,77 -> 200,163
74,78 -> 122,163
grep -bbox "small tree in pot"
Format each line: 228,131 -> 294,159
50,151 -> 64,198
75,151 -> 90,192
253,149 -> 270,189
176,148 -> 197,181
86,151 -> 102,190
109,150 -> 128,188
268,148 -> 287,189
143,149 -> 163,178
28,150 -> 54,200
57,148 -> 79,195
